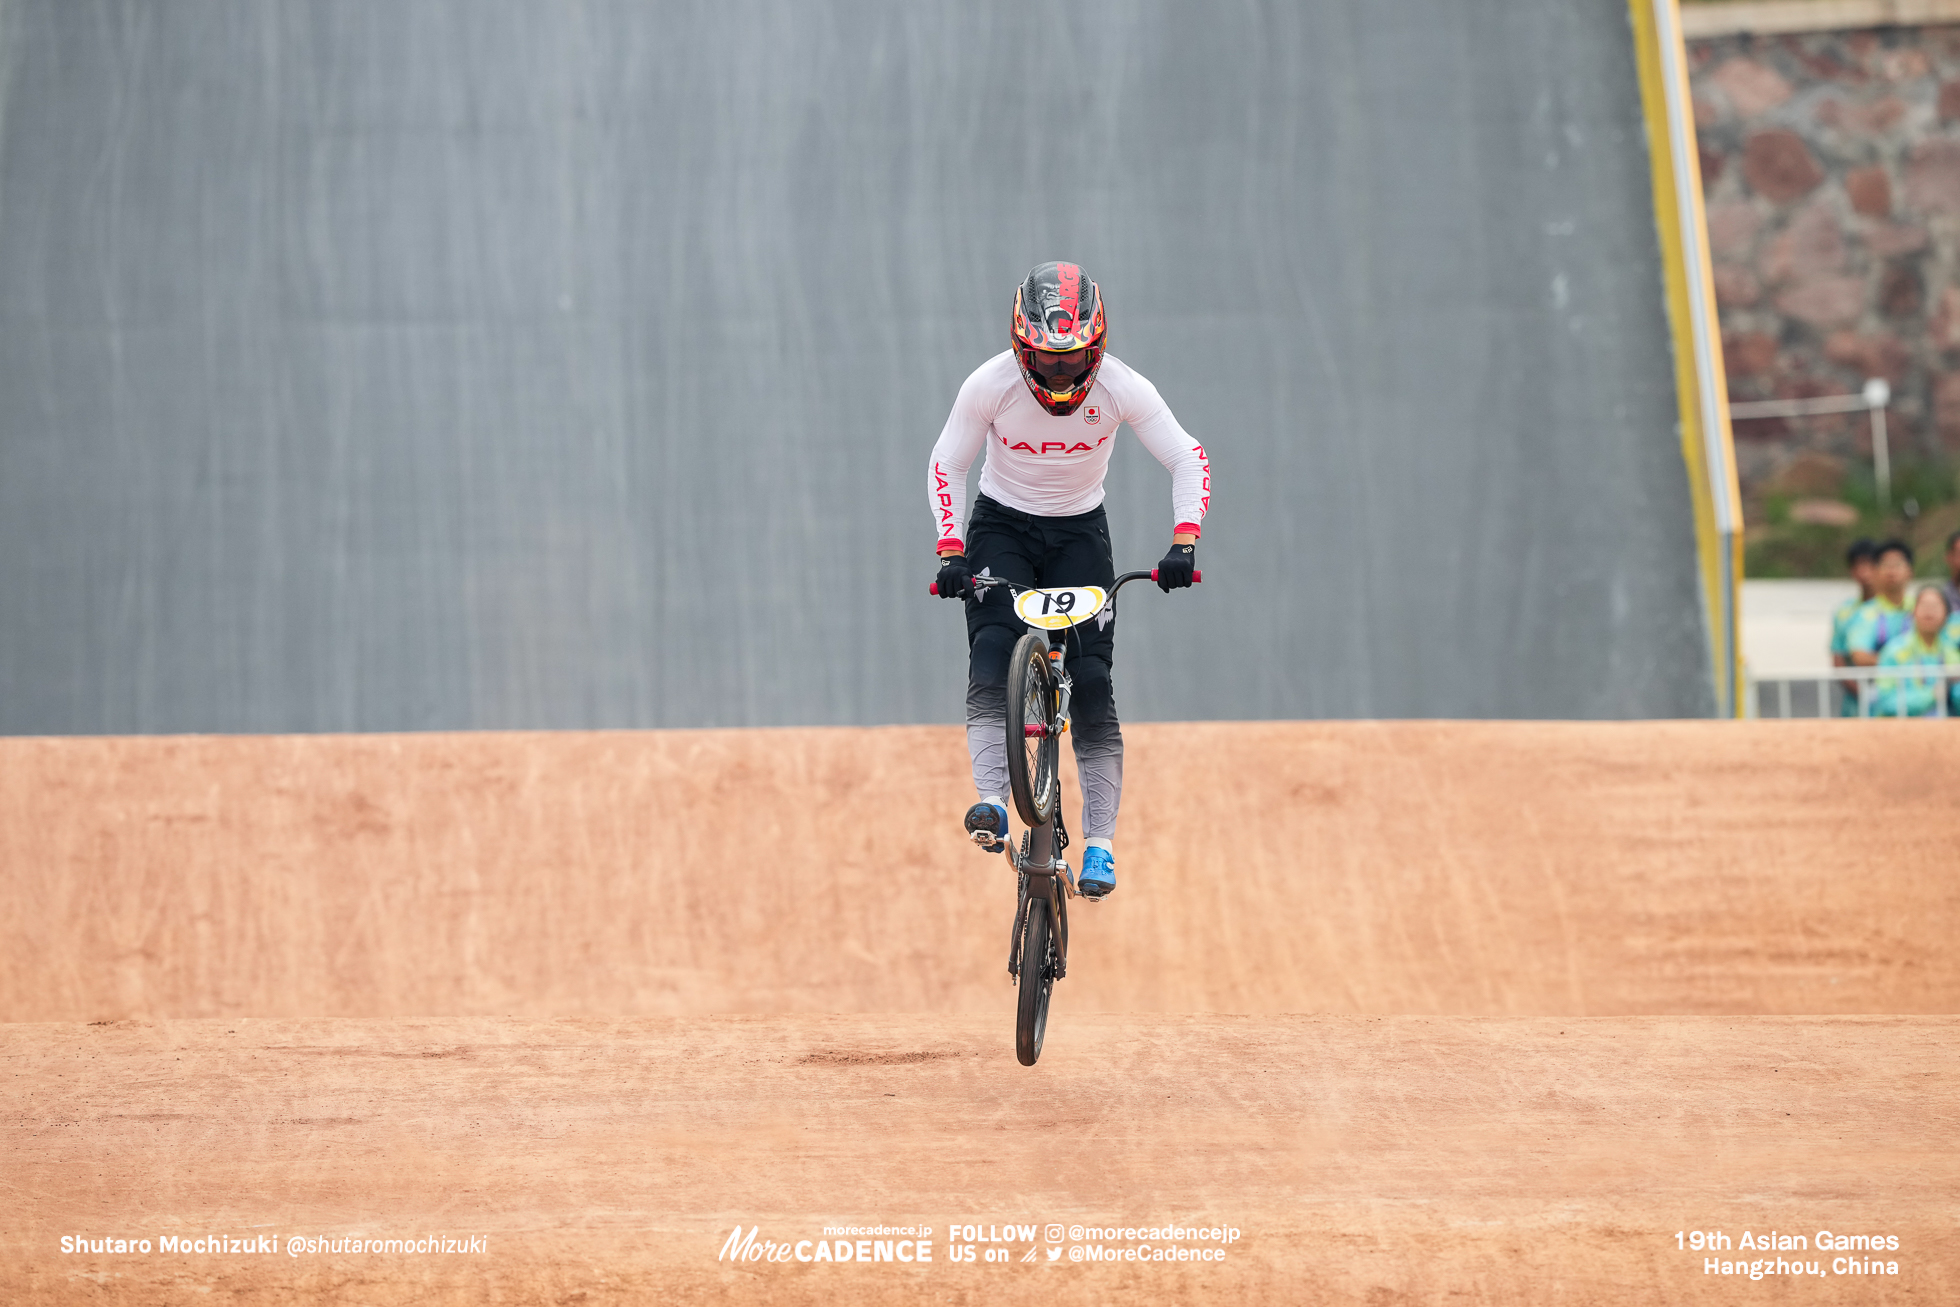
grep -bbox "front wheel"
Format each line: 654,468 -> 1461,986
1015,894 -> 1055,1066
1005,632 -> 1059,827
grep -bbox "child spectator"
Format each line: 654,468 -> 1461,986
1871,585 -> 1959,718
1844,539 -> 1915,713
1832,538 -> 1879,715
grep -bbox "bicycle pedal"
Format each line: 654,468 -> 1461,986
968,829 -> 1005,853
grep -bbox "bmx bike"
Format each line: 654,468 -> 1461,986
931,565 -> 1201,1065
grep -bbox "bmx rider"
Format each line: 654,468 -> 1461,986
928,261 -> 1210,899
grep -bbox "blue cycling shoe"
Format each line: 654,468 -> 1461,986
964,799 -> 1010,854
1078,844 -> 1115,899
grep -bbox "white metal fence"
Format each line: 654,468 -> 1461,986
1747,663 -> 1958,718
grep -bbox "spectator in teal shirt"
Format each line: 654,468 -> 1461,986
1942,529 -> 1960,618
1844,539 -> 1916,715
1872,586 -> 1959,718
1831,538 -> 1878,715
1944,529 -> 1960,649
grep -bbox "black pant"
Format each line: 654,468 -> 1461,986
964,494 -> 1117,724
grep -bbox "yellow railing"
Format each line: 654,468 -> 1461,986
1630,0 -> 1747,716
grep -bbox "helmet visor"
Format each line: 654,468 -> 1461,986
1025,346 -> 1098,396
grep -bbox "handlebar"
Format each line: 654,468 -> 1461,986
929,569 -> 1201,597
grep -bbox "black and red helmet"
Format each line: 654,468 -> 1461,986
1011,261 -> 1106,416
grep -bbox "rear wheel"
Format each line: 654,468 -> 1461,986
1015,894 -> 1054,1066
1005,632 -> 1059,827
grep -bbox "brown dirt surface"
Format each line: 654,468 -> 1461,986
6,1014 -> 1955,1305
4,722 -> 1957,1302
3,722 -> 1957,1021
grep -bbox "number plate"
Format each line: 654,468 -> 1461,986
1012,586 -> 1108,630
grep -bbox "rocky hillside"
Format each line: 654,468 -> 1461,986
1691,25 -> 1960,569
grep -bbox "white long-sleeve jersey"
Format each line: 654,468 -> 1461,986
926,351 -> 1210,553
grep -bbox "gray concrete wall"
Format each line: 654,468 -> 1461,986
0,0 -> 1712,731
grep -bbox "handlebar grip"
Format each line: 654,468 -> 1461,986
929,582 -> 939,596
1148,569 -> 1204,583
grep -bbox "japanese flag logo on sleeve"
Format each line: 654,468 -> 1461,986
1082,405 -> 1101,425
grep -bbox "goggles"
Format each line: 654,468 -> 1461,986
1022,345 -> 1100,396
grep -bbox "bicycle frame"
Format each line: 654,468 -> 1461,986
985,569 -> 1165,985
932,563 -> 1200,1064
